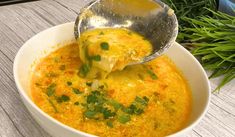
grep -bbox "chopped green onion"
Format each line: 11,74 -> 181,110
122,104 -> 144,115
100,42 -> 109,50
106,121 -> 113,128
122,96 -> 149,115
102,108 -> 116,119
143,96 -> 149,102
67,81 -> 72,86
122,104 -> 136,114
79,64 -> 90,77
60,95 -> 70,102
135,109 -> 144,115
82,91 -> 149,124
135,96 -> 148,106
108,99 -> 122,111
87,94 -> 98,104
72,88 -> 82,94
118,114 -> 130,124
99,85 -> 105,89
146,69 -> 157,80
90,55 -> 101,61
86,82 -> 92,87
46,83 -> 56,97
84,110 -> 97,119
48,99 -> 58,113
56,95 -> 70,102
74,102 -> 80,105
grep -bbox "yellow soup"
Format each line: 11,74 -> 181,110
31,42 -> 192,137
78,28 -> 152,79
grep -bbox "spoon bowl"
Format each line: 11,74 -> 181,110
74,0 -> 178,64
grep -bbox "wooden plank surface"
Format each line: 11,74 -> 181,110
0,0 -> 234,137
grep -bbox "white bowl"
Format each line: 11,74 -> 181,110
13,22 -> 210,137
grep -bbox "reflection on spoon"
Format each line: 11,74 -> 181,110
75,0 -> 178,66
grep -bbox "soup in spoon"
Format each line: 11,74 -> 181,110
78,28 -> 153,79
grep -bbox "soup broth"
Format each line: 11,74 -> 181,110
31,42 -> 192,137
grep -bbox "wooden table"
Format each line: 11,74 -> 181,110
0,0 -> 234,136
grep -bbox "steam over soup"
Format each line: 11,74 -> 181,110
31,28 -> 192,137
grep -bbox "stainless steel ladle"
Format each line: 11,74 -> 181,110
74,0 -> 178,65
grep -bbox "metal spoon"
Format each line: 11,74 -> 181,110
74,0 -> 178,65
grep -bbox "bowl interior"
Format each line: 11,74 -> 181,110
14,22 -> 210,136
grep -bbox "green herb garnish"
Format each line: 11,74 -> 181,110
86,82 -> 92,87
143,96 -> 149,102
90,55 -> 101,61
135,96 -> 148,106
48,99 -> 58,113
146,69 -> 157,80
122,96 -> 149,115
100,42 -> 109,50
123,104 -> 144,115
67,81 -> 72,86
72,88 -> 82,94
83,91 -> 116,120
118,114 -> 130,124
61,95 -> 70,102
102,108 -> 116,119
84,110 -> 97,119
82,89 -> 149,126
99,85 -> 105,89
87,92 -> 99,104
46,83 -> 56,97
74,102 -> 80,105
135,108 -> 144,115
56,95 -> 70,103
106,121 -> 113,128
79,64 -> 90,77
122,104 -> 136,114
108,99 -> 123,111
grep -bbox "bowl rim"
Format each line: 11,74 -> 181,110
167,42 -> 211,137
13,22 -> 211,137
